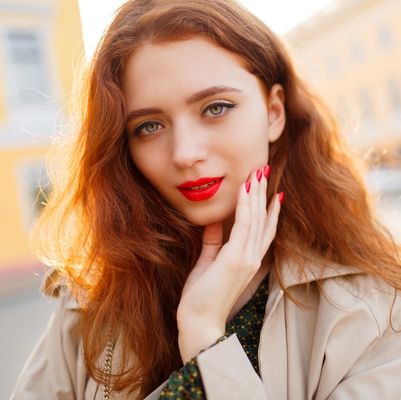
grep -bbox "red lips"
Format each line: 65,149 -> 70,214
177,176 -> 224,201
177,176 -> 224,189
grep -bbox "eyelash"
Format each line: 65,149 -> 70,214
133,101 -> 237,137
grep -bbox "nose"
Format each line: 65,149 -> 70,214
171,125 -> 207,168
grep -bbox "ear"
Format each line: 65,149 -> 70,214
267,83 -> 286,143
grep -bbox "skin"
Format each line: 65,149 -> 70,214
123,37 -> 286,363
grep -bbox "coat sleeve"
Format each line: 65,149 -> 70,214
144,333 -> 267,400
196,334 -> 267,400
316,277 -> 401,400
10,290 -> 84,400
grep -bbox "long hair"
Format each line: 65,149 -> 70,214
33,0 -> 401,396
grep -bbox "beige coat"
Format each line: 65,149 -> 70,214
10,257 -> 401,399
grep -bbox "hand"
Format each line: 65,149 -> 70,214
177,165 -> 282,362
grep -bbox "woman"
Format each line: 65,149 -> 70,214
11,0 -> 401,399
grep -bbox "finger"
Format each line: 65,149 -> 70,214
260,193 -> 282,255
225,180 -> 251,252
256,167 -> 268,252
198,222 -> 224,263
243,168 -> 260,264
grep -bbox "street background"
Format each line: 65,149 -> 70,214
1,0 -> 401,398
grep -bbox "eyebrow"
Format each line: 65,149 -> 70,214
126,85 -> 242,122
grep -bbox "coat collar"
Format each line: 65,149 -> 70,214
271,252 -> 362,292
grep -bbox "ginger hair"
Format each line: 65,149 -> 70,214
33,0 -> 401,396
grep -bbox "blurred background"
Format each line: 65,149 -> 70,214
1,0 -> 400,397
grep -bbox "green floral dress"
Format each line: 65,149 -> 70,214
159,273 -> 269,399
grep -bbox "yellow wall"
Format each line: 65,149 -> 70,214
0,0 -> 83,270
53,0 -> 85,112
0,148 -> 48,265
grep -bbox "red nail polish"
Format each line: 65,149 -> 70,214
245,180 -> 251,193
263,165 -> 271,179
278,191 -> 284,204
256,168 -> 262,182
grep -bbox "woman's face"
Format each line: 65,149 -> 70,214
123,38 -> 285,225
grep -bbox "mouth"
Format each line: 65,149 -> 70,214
177,177 -> 224,201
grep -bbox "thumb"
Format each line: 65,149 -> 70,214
198,222 -> 223,263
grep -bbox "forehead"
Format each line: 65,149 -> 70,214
122,38 -> 260,105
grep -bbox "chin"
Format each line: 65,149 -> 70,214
182,204 -> 235,226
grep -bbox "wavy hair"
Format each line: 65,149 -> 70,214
33,0 -> 401,396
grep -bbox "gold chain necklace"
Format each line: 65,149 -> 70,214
102,339 -> 115,400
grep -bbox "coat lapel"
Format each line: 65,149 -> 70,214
259,280 -> 287,400
258,255 -> 362,399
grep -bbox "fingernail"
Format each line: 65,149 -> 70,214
263,165 -> 271,179
256,168 -> 263,182
245,180 -> 251,193
278,191 -> 284,204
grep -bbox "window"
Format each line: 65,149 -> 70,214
387,77 -> 401,114
349,39 -> 365,63
358,87 -> 376,141
16,162 -> 51,231
326,53 -> 340,75
377,25 -> 393,49
359,87 -> 374,118
28,168 -> 51,218
4,29 -> 49,105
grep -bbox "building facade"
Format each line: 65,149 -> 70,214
285,0 -> 401,168
0,0 -> 83,274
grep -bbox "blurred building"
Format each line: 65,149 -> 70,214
0,0 -> 83,276
285,0 -> 401,169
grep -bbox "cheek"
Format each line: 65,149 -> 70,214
231,116 -> 269,158
129,142 -> 169,191
231,124 -> 269,179
128,143 -> 153,180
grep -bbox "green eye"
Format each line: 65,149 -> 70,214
209,104 -> 224,115
134,121 -> 163,136
204,102 -> 236,117
144,122 -> 159,132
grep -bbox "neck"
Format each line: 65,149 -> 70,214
222,213 -> 236,244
